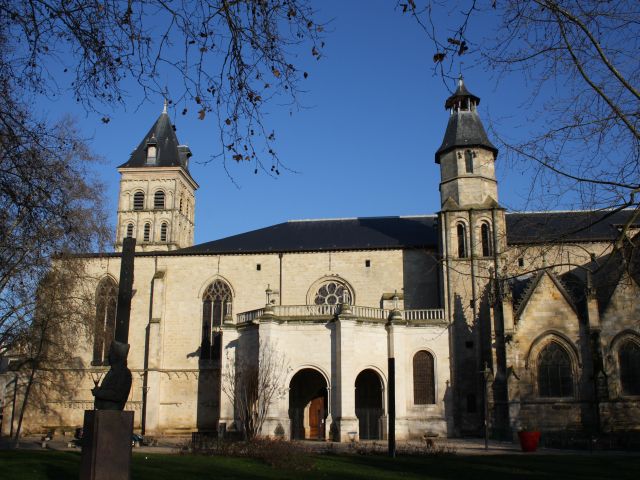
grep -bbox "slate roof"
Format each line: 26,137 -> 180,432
435,111 -> 498,162
436,78 -> 497,162
173,209 -> 638,256
177,216 -> 440,255
119,111 -> 192,171
505,210 -> 634,244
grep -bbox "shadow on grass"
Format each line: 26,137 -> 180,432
318,454 -> 640,480
2,450 -> 640,480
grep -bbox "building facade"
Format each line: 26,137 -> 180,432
3,79 -> 640,441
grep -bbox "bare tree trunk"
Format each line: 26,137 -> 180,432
12,364 -> 36,448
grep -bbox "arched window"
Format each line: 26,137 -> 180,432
133,191 -> 144,210
201,280 -> 233,360
160,222 -> 168,242
314,280 -> 350,305
413,351 -> 436,404
179,197 -> 183,213
619,339 -> 640,395
93,278 -> 118,366
457,223 -> 468,258
481,222 -> 493,257
154,190 -> 165,209
464,150 -> 474,173
143,223 -> 151,242
126,223 -> 134,238
538,342 -> 573,397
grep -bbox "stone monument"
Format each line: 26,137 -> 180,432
80,237 -> 136,480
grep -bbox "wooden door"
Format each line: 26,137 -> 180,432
308,396 -> 324,439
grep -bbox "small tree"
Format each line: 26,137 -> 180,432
222,340 -> 289,440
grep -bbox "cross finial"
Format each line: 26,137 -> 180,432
162,98 -> 168,114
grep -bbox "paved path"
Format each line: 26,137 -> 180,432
1,435 -> 638,456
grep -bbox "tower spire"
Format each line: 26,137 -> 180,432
162,98 -> 168,114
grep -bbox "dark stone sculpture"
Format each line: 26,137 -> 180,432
92,340 -> 132,411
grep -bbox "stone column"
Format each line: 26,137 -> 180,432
334,306 -> 358,442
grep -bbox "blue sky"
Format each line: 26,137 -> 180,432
38,1 -> 548,247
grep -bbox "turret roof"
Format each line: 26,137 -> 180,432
119,109 -> 192,171
435,78 -> 497,163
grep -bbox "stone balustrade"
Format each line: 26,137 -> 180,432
236,304 -> 445,324
403,308 -> 445,321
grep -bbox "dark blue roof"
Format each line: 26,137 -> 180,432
177,216 -> 439,254
435,110 -> 498,162
170,209 -> 637,256
119,112 -> 192,171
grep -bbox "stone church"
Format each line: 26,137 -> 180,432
3,79 -> 640,441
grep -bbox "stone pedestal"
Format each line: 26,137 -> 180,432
80,410 -> 134,480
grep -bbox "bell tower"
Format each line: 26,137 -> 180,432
436,77 -> 499,209
115,103 -> 199,252
436,77 -> 506,435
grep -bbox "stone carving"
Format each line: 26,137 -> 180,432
92,341 -> 132,410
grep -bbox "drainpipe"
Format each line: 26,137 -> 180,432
278,253 -> 283,305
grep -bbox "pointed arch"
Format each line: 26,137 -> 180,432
527,332 -> 579,398
201,278 -> 233,361
611,330 -> 640,396
93,276 -> 118,366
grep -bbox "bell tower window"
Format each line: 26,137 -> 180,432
160,222 -> 168,242
133,191 -> 144,211
154,190 -> 165,209
126,223 -> 134,238
456,223 -> 468,258
143,223 -> 151,242
465,150 -> 474,173
481,222 -> 493,257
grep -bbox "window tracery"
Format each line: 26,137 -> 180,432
538,342 -> 574,397
93,278 -> 118,366
201,280 -> 233,361
314,280 -> 350,305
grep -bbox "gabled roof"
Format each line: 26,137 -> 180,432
505,210 -> 636,244
119,111 -> 192,171
177,216 -> 439,255
511,270 -> 578,320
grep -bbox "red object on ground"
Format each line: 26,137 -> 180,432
518,431 -> 541,452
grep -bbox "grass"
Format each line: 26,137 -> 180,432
1,450 -> 640,480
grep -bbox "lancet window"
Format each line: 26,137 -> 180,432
201,280 -> 233,361
92,278 -> 118,366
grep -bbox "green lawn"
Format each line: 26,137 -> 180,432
2,450 -> 640,480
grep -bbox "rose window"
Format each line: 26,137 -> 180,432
314,281 -> 350,305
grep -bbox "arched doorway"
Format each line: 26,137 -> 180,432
289,369 -> 328,440
355,369 -> 383,440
